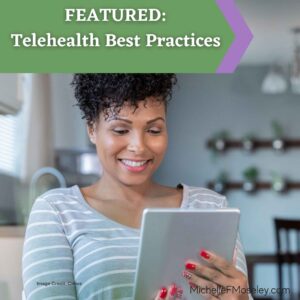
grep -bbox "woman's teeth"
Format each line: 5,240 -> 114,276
121,160 -> 148,167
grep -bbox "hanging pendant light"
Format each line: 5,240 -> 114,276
261,65 -> 287,94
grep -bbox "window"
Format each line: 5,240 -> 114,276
0,114 -> 18,175
0,74 -> 30,178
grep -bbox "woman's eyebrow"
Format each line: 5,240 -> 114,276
146,117 -> 165,124
108,117 -> 165,124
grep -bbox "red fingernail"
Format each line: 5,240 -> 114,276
176,287 -> 183,299
159,287 -> 168,299
182,270 -> 192,279
185,262 -> 196,270
200,249 -> 210,259
170,284 -> 177,296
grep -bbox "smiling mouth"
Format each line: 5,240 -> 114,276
118,159 -> 152,167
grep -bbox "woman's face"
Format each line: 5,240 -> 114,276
89,97 -> 168,187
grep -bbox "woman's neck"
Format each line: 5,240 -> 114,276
92,175 -> 160,207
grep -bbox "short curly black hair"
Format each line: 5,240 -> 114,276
71,74 -> 177,126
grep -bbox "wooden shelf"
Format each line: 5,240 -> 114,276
207,138 -> 300,150
207,181 -> 300,192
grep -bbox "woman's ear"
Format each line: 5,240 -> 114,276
87,125 -> 96,144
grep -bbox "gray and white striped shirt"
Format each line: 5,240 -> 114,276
22,184 -> 250,300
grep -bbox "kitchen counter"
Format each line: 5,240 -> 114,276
0,226 -> 25,238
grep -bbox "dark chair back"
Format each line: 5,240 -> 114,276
274,218 -> 300,300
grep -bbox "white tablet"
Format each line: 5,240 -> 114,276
133,208 -> 240,300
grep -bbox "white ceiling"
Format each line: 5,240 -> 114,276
237,0 -> 300,65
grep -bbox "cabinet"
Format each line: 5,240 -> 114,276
0,226 -> 25,300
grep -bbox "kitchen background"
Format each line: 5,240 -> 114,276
1,0 -> 300,299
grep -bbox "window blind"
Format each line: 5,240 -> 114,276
0,114 -> 17,175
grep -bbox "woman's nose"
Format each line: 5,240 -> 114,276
127,133 -> 146,153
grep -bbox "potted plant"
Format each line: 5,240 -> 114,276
242,133 -> 256,152
271,120 -> 285,151
213,171 -> 229,194
271,172 -> 287,193
211,130 -> 231,152
242,166 -> 259,193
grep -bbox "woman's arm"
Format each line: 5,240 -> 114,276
232,233 -> 253,300
224,197 -> 253,299
22,197 -> 77,300
234,233 -> 249,276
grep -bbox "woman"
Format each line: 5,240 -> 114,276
22,74 -> 251,300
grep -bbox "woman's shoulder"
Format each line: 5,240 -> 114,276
32,185 -> 82,210
180,183 -> 227,209
37,185 -> 77,200
28,186 -> 94,234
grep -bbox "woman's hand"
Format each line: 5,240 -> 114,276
182,249 -> 249,300
154,284 -> 183,300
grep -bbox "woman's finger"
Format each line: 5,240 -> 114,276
185,261 -> 229,287
154,284 -> 183,300
199,249 -> 241,278
182,270 -> 221,299
167,284 -> 182,300
154,287 -> 168,300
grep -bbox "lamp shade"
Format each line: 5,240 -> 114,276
262,66 -> 287,94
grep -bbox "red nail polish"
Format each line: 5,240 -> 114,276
176,287 -> 183,299
182,270 -> 192,279
200,249 -> 210,259
177,287 -> 183,295
185,262 -> 196,270
159,287 -> 168,299
170,284 -> 177,296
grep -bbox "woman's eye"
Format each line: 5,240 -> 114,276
148,129 -> 161,135
112,129 -> 129,135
